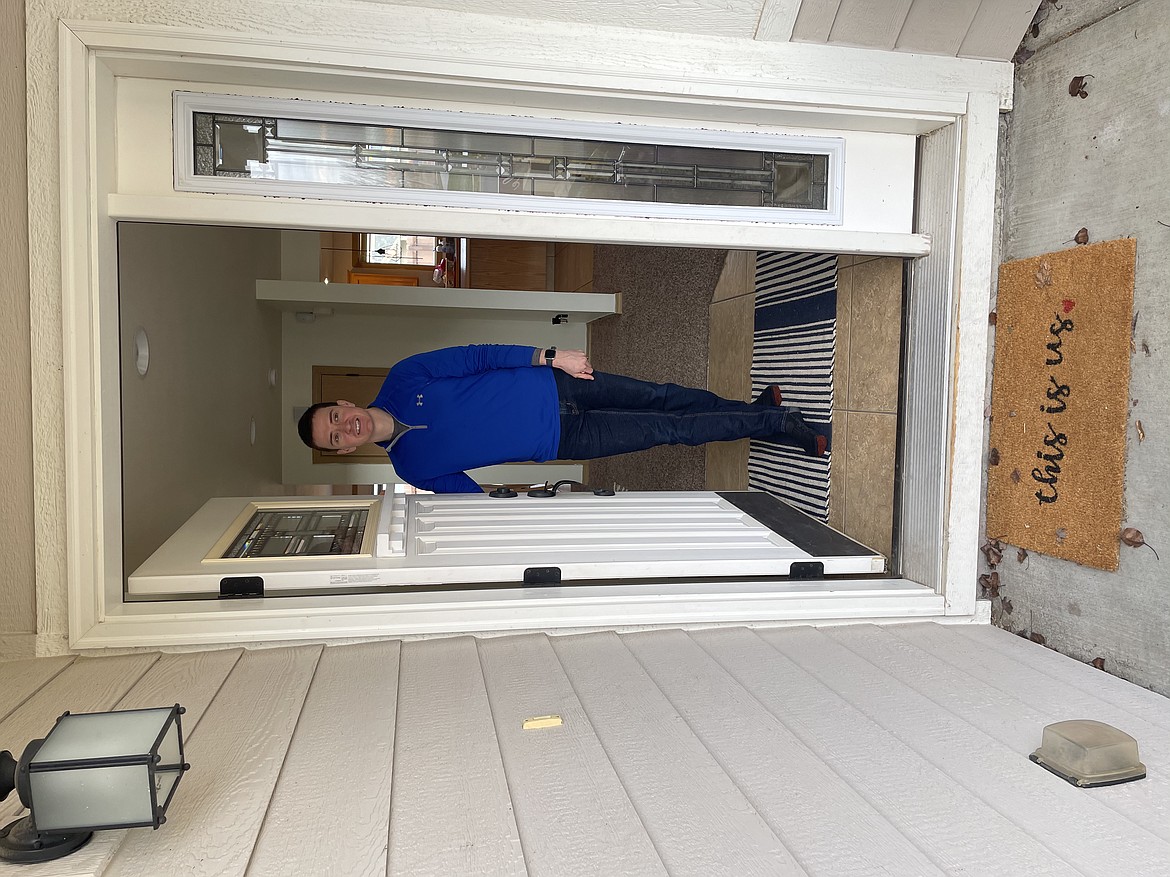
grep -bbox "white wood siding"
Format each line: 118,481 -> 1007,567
3,622 -> 1167,876
268,0 -> 1038,60
786,0 -> 1038,59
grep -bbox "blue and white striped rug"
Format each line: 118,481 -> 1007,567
749,251 -> 836,521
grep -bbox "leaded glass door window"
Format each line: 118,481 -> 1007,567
176,93 -> 844,224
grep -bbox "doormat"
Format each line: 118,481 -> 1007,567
748,251 -> 835,521
986,238 -> 1135,570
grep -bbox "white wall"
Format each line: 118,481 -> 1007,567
120,224 -> 284,573
0,0 -> 35,659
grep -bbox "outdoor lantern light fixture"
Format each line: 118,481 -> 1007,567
0,705 -> 189,864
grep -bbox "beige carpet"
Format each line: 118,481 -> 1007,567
586,245 -> 727,491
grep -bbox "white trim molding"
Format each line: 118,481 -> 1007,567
49,17 -> 1007,650
174,92 -> 847,226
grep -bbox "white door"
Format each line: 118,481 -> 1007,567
127,490 -> 885,597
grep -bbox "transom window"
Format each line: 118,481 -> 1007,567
176,93 -> 844,224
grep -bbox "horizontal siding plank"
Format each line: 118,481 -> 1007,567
477,634 -> 667,877
692,626 -> 1083,876
0,654 -> 160,831
895,0 -> 981,55
623,628 -> 944,876
828,0 -> 915,50
954,623 -> 1170,731
113,650 -> 243,718
388,636 -> 525,876
551,631 -> 805,876
754,0 -> 803,41
0,655 -> 75,724
958,0 -> 1041,59
878,623 -> 1170,844
246,642 -> 400,877
104,646 -> 323,877
790,0 -> 842,42
20,650 -> 244,877
759,626 -> 1170,875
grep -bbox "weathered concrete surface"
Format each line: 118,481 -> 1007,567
989,0 -> 1170,693
1015,0 -> 1144,55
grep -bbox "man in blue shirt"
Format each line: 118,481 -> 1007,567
297,344 -> 826,493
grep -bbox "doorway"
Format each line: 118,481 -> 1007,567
117,222 -> 901,595
57,24 -> 996,646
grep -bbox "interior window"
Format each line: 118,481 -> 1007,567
359,233 -> 438,267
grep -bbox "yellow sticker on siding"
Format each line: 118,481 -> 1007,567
522,714 -> 563,730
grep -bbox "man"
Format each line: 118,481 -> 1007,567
298,343 -> 827,493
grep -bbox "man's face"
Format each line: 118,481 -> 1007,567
311,400 -> 374,455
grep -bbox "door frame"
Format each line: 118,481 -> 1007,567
48,18 -> 1006,649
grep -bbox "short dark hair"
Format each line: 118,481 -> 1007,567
298,401 -> 338,451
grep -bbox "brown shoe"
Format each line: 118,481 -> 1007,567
752,384 -> 783,407
781,409 -> 829,457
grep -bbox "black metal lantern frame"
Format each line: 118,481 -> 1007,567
26,704 -> 190,833
1,704 -> 190,864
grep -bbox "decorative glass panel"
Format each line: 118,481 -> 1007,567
222,507 -> 370,558
191,111 -> 833,212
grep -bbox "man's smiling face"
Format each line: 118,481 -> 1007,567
311,400 -> 374,454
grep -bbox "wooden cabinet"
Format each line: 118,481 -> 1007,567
468,239 -> 549,290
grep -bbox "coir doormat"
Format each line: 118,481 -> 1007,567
986,238 -> 1135,570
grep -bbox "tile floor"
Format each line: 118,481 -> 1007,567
706,251 -> 904,563
566,243 -> 903,565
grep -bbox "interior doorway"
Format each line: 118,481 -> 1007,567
117,221 -> 904,595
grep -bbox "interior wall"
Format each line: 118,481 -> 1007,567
279,231 -> 586,487
119,224 -> 284,574
0,0 -> 36,658
991,0 -> 1169,694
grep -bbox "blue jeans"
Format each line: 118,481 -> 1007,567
554,369 -> 801,460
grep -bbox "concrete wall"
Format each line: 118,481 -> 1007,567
0,0 -> 35,659
989,0 -> 1169,693
119,224 -> 284,574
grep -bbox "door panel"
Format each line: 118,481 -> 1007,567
127,490 -> 886,597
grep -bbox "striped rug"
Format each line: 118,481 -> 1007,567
748,251 -> 836,521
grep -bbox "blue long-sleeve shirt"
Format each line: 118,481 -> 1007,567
372,344 -> 561,493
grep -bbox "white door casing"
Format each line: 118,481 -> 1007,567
48,15 -> 1005,649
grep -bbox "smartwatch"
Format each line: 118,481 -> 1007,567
544,346 -> 557,366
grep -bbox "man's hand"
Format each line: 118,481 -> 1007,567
553,349 -> 594,380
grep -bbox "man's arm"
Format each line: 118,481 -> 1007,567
392,344 -> 595,382
412,471 -> 484,494
391,344 -> 537,382
529,346 -> 594,379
